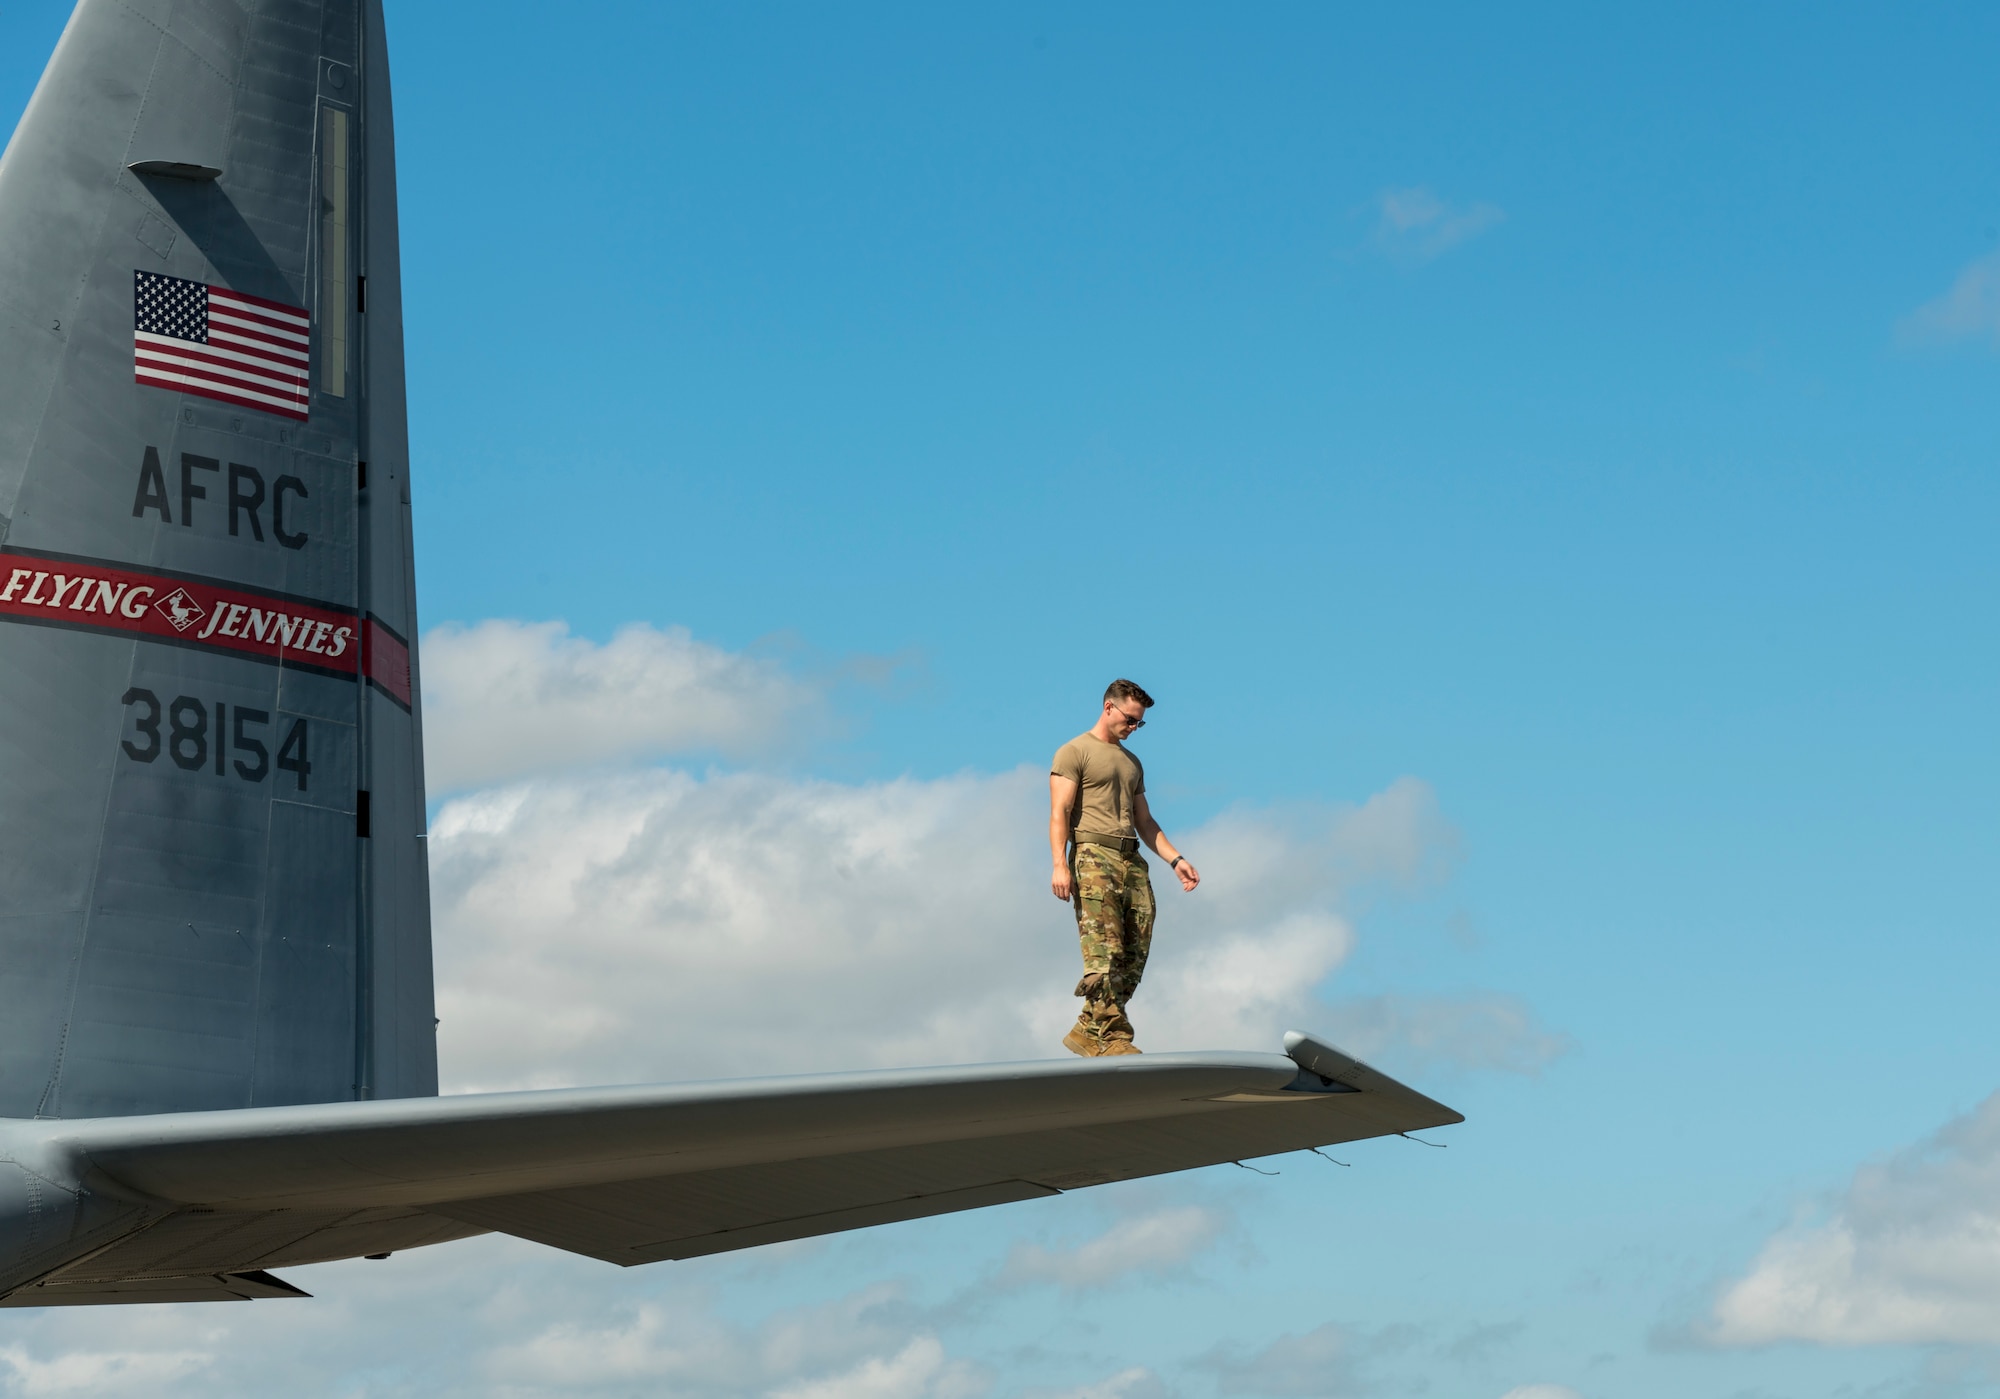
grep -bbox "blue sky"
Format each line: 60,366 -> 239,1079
3,3 -> 1998,1397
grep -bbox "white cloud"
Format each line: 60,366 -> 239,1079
412,616 -> 1559,1093
1198,1321 -> 1420,1398
0,1345 -> 210,1397
998,1206 -> 1225,1290
1372,187 -> 1505,264
1023,1368 -> 1163,1399
1498,1387 -> 1584,1399
1897,249 -> 2000,348
0,1240 -> 992,1399
773,1338 -> 984,1399
483,1278 -> 983,1399
421,619 -> 825,793
1709,1091 -> 2000,1346
1322,993 -> 1571,1077
429,771 -> 1458,1090
1206,1322 -> 1353,1396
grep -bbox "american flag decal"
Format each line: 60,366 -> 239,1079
133,271 -> 312,422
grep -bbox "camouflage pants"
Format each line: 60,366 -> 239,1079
1070,842 -> 1155,1046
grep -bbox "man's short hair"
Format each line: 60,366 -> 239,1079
1104,678 -> 1154,709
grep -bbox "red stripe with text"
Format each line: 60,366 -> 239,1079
0,552 -> 358,674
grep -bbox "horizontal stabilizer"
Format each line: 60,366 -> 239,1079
0,1269 -> 308,1306
1,1035 -> 1460,1291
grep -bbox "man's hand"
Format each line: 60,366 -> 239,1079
1135,794 -> 1199,894
1051,863 -> 1075,902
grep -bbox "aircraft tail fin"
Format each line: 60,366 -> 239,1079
0,0 -> 435,1118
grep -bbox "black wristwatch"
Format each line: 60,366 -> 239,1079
1170,856 -> 1188,871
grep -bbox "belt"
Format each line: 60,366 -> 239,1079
1072,831 -> 1139,855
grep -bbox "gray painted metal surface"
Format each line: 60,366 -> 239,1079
0,3 -> 1464,1306
0,1042 -> 1460,1302
0,0 -> 434,1122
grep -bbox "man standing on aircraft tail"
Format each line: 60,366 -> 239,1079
1050,680 -> 1201,1057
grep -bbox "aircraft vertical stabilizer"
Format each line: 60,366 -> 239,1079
0,0 -> 435,1119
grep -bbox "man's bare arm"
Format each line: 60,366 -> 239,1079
1135,792 -> 1200,892
1050,773 -> 1079,901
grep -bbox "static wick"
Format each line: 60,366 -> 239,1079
1233,1160 -> 1280,1177
1308,1147 -> 1351,1167
1398,1132 -> 1446,1148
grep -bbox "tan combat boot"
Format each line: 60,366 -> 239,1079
1062,1013 -> 1102,1057
1097,999 -> 1139,1055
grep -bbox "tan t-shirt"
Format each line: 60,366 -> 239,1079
1052,732 -> 1145,837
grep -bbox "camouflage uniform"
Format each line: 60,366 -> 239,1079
1069,841 -> 1155,1050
